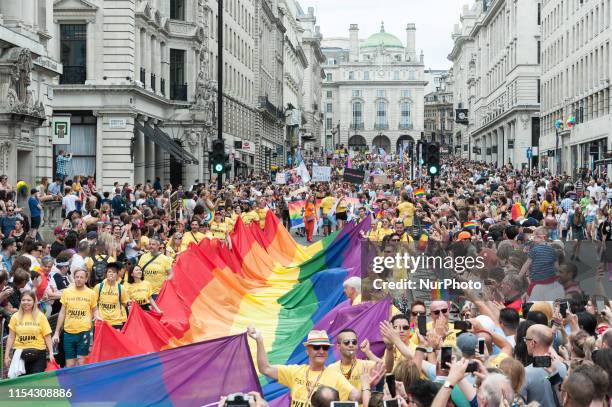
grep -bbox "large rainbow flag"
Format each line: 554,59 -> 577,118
0,212 -> 379,405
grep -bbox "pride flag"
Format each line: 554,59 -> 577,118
511,202 -> 526,221
0,332 -> 261,406
463,221 -> 477,230
414,188 -> 426,198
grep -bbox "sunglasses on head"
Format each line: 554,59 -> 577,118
394,325 -> 410,331
342,339 -> 358,346
311,345 -> 330,351
432,309 -> 448,315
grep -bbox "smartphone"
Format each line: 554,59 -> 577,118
441,346 -> 452,369
522,302 -> 533,316
559,301 -> 568,318
331,403 -> 358,407
466,360 -> 478,373
453,320 -> 472,331
385,374 -> 396,398
595,296 -> 606,314
383,400 -> 399,407
372,376 -> 385,393
533,355 -> 552,368
478,338 -> 485,354
418,315 -> 427,335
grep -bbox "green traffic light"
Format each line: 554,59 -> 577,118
214,163 -> 224,173
428,166 -> 438,175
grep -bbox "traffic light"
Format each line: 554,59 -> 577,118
211,139 -> 226,174
420,141 -> 428,165
426,142 -> 440,176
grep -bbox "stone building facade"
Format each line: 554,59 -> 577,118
424,73 -> 454,148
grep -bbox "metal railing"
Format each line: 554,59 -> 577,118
140,68 -> 146,86
374,123 -> 389,130
151,73 -> 156,92
399,123 -> 413,130
170,83 -> 188,101
160,78 -> 166,96
59,66 -> 86,85
350,123 -> 364,130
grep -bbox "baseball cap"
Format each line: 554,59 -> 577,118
457,231 -> 471,241
456,332 -> 478,357
54,226 -> 65,236
86,231 -> 98,239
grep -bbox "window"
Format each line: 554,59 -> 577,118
393,71 -> 400,80
352,102 -> 363,128
328,58 -> 336,65
170,49 -> 187,100
538,3 -> 541,25
170,0 -> 185,20
537,41 -> 541,63
59,24 -> 87,84
376,89 -> 386,97
408,70 -> 416,80
326,73 -> 332,81
326,117 -> 333,129
375,101 -> 387,128
364,71 -> 370,80
352,90 -> 362,97
54,113 -> 96,178
326,103 -> 333,113
326,91 -> 332,98
349,71 -> 355,80
401,89 -> 412,98
537,79 -> 541,103
400,102 -> 412,129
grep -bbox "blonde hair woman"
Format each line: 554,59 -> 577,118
4,290 -> 54,375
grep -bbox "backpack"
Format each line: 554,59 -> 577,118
90,255 -> 109,287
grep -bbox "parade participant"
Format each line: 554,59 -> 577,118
256,198 -> 269,229
180,217 -> 207,252
93,262 -> 129,330
342,277 -> 362,305
125,265 -> 162,313
86,240 -> 115,288
519,227 -> 565,301
4,290 -> 54,375
52,268 -> 99,367
165,231 -> 183,259
328,329 -> 380,392
241,201 -> 260,225
210,210 -> 229,241
304,195 -> 318,243
137,237 -> 173,297
248,327 -> 384,406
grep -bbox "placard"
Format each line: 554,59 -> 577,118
311,166 -> 331,182
373,175 -> 391,185
275,172 -> 286,184
343,168 -> 366,184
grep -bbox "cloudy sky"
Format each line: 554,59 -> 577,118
304,0 -> 469,69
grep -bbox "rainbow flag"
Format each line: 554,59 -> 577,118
463,221 -> 477,230
511,202 -> 526,221
0,332 -> 261,406
431,287 -> 449,301
414,188 -> 426,198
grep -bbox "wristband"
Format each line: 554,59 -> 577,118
416,347 -> 427,353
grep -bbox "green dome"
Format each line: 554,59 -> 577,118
361,22 -> 404,50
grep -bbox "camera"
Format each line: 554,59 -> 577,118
225,393 -> 253,407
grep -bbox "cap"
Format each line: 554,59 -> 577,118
54,226 -> 65,236
86,231 -> 98,239
457,231 -> 471,241
302,330 -> 332,347
456,332 -> 478,357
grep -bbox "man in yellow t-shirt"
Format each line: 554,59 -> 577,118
138,237 -> 173,296
248,328 -> 384,406
328,329 -> 380,393
180,219 -> 208,252
319,192 -> 336,236
93,262 -> 129,329
397,192 -> 415,228
241,201 -> 260,226
53,268 -> 99,367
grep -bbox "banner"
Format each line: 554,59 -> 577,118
275,172 -> 286,184
296,161 -> 310,183
343,168 -> 366,184
372,175 -> 391,185
311,166 -> 331,182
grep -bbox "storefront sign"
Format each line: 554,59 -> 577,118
109,118 -> 127,129
52,116 -> 71,145
240,140 -> 256,153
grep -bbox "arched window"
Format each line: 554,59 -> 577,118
375,101 -> 388,129
352,102 -> 363,129
400,102 -> 412,129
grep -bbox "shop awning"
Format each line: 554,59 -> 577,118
134,121 -> 199,165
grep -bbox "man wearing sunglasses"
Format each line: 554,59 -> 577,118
328,329 -> 381,394
248,327 -> 384,406
426,300 -> 458,347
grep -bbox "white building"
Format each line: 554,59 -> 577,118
321,22 -> 426,154
449,0 -> 541,168
0,0 -> 60,187
540,0 -> 612,176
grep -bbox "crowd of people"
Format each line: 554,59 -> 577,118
0,147 -> 612,407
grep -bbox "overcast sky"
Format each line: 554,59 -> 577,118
304,0 -> 468,69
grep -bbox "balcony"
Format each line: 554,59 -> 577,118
59,66 -> 86,85
399,123 -> 413,130
161,78 -> 166,96
350,123 -> 364,130
170,83 -> 188,101
374,123 -> 389,130
140,68 -> 146,86
151,73 -> 156,92
258,96 -> 284,119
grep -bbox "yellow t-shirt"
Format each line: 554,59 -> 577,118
425,321 -> 459,347
9,312 -> 52,350
165,243 -> 179,259
320,197 -> 335,215
277,365 -> 355,407
241,210 -> 260,225
210,221 -> 228,240
397,201 -> 415,227
226,214 -> 237,231
126,280 -> 153,306
180,231 -> 207,252
60,285 -> 97,334
257,208 -> 269,228
138,252 -> 172,294
93,280 -> 129,326
377,227 -> 394,241
328,359 -> 376,391
336,199 -> 347,213
487,352 -> 511,368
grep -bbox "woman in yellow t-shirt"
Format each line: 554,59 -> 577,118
4,290 -> 54,375
165,232 -> 183,259
126,265 -> 162,314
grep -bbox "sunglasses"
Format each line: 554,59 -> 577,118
432,309 -> 448,315
311,345 -> 330,351
411,311 -> 426,317
394,325 -> 410,331
342,339 -> 358,346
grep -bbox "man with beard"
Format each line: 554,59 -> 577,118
328,329 -> 381,392
248,327 -> 384,407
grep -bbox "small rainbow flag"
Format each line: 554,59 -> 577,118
414,188 -> 426,198
463,221 -> 477,230
511,202 -> 526,221
431,287 -> 449,301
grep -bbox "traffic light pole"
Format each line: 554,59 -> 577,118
217,0 -> 224,190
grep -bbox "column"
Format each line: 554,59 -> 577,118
158,41 -> 163,95
150,36 -> 156,91
95,113 -> 104,190
134,122 -> 145,184
144,32 -> 151,89
134,27 -> 141,84
145,136 -> 155,182
86,21 -> 95,83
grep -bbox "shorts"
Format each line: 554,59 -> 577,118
63,331 -> 91,359
336,212 -> 347,221
30,216 -> 41,229
586,215 -> 596,224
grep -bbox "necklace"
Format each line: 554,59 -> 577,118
340,360 -> 356,380
305,367 -> 324,404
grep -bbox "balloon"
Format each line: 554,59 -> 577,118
566,115 -> 576,128
554,119 -> 564,130
16,180 -> 29,195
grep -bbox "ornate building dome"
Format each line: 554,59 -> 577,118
361,22 -> 404,50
